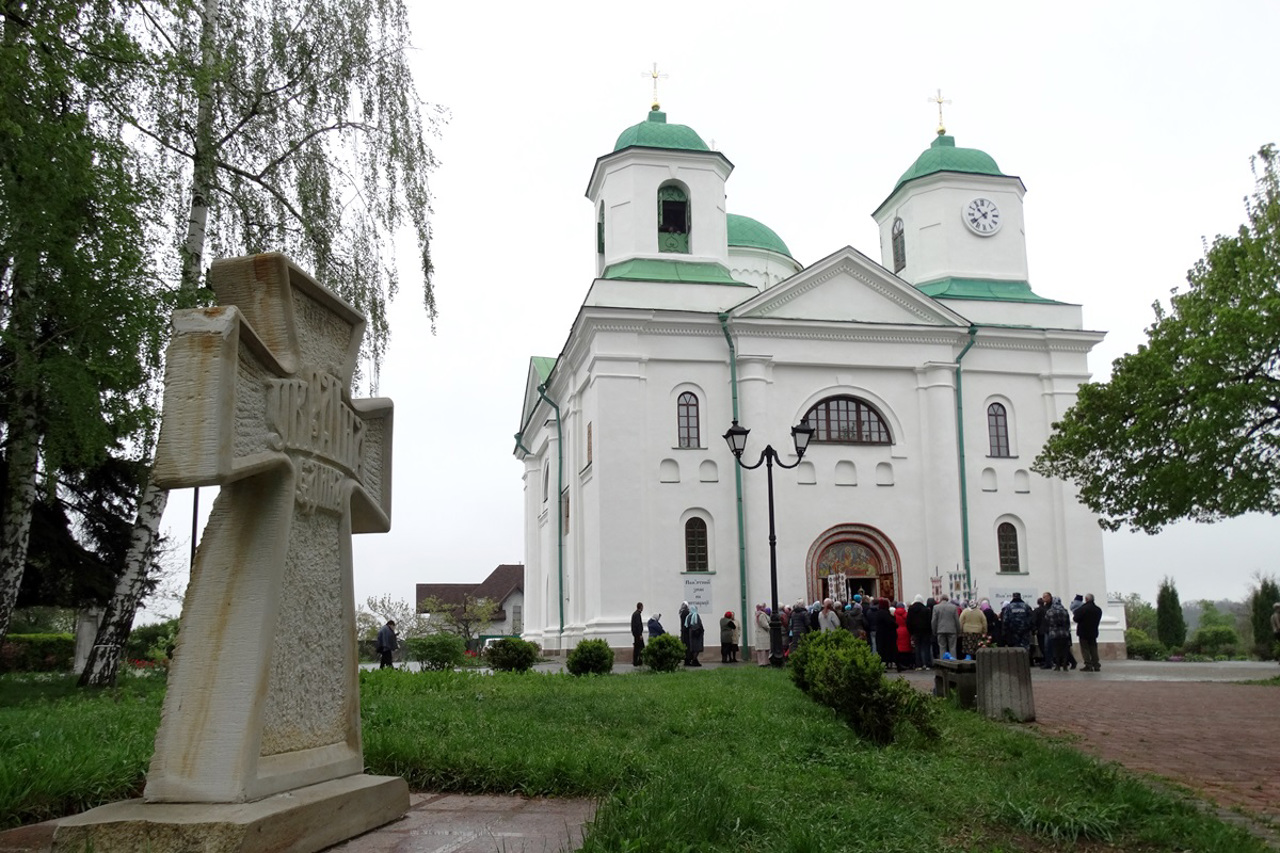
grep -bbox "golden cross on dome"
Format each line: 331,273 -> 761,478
643,62 -> 669,111
928,88 -> 952,136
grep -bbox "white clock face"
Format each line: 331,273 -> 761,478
964,197 -> 1001,235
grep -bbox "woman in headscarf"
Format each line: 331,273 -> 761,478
874,598 -> 897,669
980,598 -> 1001,646
754,604 -> 772,665
678,601 -> 691,662
959,599 -> 988,658
684,605 -> 705,666
719,610 -> 737,663
1045,596 -> 1073,671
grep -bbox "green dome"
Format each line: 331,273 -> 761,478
892,134 -> 1005,194
614,110 -> 709,153
727,214 -> 793,258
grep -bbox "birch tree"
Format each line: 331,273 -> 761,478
80,0 -> 440,685
0,0 -> 167,643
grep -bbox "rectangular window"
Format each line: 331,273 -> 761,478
512,605 -> 522,634
587,422 -> 592,465
562,492 -> 570,535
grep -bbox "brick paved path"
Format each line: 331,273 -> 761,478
1029,678 -> 1280,822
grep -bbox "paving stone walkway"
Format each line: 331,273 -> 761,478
1028,676 -> 1280,823
324,793 -> 595,853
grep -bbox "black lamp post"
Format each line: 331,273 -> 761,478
723,418 -> 815,667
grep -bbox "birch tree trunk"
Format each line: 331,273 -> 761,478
79,0 -> 220,686
79,480 -> 169,686
0,400 -> 40,644
0,270 -> 40,645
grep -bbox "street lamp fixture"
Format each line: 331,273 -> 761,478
722,418 -> 814,667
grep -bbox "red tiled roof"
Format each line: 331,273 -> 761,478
416,564 -> 523,620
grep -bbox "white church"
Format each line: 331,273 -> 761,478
513,101 -> 1123,658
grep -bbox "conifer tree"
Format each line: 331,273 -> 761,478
1156,577 -> 1187,650
1247,573 -> 1279,659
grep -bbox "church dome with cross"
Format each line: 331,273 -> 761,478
891,133 -> 1007,195
613,109 -> 711,153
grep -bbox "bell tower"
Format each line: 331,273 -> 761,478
586,107 -> 733,277
872,122 -> 1030,293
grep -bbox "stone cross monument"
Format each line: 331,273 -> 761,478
54,254 -> 407,852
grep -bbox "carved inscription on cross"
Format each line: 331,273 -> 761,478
146,253 -> 393,804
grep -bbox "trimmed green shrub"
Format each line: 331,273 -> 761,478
788,628 -> 857,694
0,634 -> 74,673
410,633 -> 466,671
566,638 -> 614,676
1185,625 -> 1240,657
484,638 -> 540,672
1124,627 -> 1167,661
802,632 -> 938,745
640,634 -> 684,672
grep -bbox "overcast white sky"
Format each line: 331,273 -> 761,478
153,1 -> 1280,619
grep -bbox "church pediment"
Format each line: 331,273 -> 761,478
731,246 -> 968,327
516,356 -> 557,455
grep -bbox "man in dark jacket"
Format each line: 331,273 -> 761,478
375,619 -> 397,669
632,602 -> 645,666
906,595 -> 932,668
1073,593 -> 1104,672
1003,592 -> 1033,653
1033,594 -> 1051,668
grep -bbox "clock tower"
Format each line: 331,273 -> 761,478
872,131 -> 1031,297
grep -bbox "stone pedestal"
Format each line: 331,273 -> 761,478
52,775 -> 407,853
72,608 -> 104,675
976,646 -> 1036,721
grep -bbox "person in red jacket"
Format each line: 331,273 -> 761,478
894,603 -> 913,672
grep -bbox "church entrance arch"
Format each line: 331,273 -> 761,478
805,524 -> 902,605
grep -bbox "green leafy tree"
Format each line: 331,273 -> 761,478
1033,145 -> 1280,533
1156,577 -> 1187,649
1120,593 -> 1157,636
418,594 -> 500,649
0,1 -> 168,644
1247,573 -> 1280,659
81,0 -> 441,686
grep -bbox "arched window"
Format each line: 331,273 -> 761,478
804,396 -> 891,444
997,522 -> 1020,573
542,462 -> 550,502
684,518 -> 708,571
988,403 -> 1011,457
891,217 -> 906,273
657,185 -> 689,253
677,392 -> 699,448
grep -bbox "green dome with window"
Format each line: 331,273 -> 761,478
892,134 -> 1006,194
727,214 -> 793,258
614,109 -> 710,153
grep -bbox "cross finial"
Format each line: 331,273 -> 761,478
643,62 -> 669,111
928,88 -> 952,136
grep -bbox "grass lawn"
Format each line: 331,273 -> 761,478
2,666 -> 1269,851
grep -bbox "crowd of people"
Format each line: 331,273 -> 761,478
632,590 -> 1105,671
